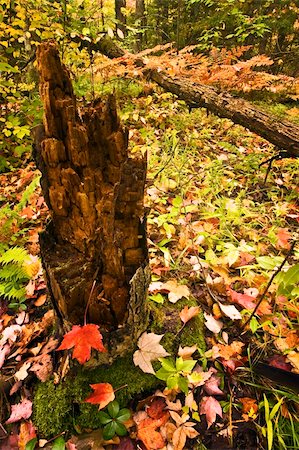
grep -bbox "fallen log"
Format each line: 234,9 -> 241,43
149,70 -> 299,158
34,42 -> 149,360
92,37 -> 299,157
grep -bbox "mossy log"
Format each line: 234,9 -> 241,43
34,42 -> 149,359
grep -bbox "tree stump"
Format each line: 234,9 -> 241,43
34,42 -> 149,359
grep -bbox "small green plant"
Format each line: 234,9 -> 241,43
0,246 -> 32,310
98,400 -> 131,440
155,357 -> 196,394
260,394 -> 284,450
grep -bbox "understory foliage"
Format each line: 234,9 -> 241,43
0,1 -> 299,449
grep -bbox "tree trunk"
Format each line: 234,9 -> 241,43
149,70 -> 299,157
135,0 -> 146,51
115,0 -> 126,37
34,42 -> 149,360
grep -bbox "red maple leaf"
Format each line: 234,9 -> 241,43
85,383 -> 115,409
57,324 -> 106,364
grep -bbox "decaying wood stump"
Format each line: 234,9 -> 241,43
34,42 -> 149,358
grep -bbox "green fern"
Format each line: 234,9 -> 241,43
0,246 -> 29,265
0,263 -> 29,281
0,246 -> 31,308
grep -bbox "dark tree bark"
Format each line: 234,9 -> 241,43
34,42 -> 149,359
115,0 -> 127,37
135,0 -> 146,51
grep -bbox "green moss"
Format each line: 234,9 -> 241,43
33,380 -> 74,438
149,296 -> 206,355
33,353 -> 160,438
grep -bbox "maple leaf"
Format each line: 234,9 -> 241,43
6,399 -> 32,424
172,422 -> 199,450
179,306 -> 200,324
228,287 -> 256,310
276,228 -> 291,250
85,383 -> 115,409
133,333 -> 170,374
56,324 -> 106,364
204,312 -> 223,334
204,374 -> 224,396
200,396 -> 222,428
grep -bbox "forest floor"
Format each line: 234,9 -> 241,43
0,80 -> 299,450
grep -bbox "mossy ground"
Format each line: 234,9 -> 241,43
33,297 -> 205,438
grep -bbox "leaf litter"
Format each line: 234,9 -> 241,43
0,78 -> 298,449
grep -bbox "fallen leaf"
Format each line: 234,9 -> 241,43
147,398 -> 167,419
268,355 -> 292,371
178,345 -> 197,360
85,383 -> 115,409
228,288 -> 256,310
286,351 -> 299,373
14,361 -> 32,381
18,421 -> 36,450
204,374 -> 224,395
239,397 -> 258,415
204,313 -> 223,333
218,303 -> 242,320
276,228 -> 291,250
149,279 -> 190,303
200,396 -> 222,428
34,294 -> 47,307
179,306 -> 200,324
57,324 -> 106,364
6,399 -> 32,424
30,353 -> 53,382
136,411 -> 169,450
210,341 -> 244,361
172,423 -> 199,450
133,333 -> 170,374
0,344 -> 10,368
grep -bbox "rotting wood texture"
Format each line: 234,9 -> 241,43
34,42 -> 149,345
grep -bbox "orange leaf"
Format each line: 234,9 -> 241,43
57,324 -> 106,364
137,412 -> 169,450
276,228 -> 291,250
85,383 -> 115,409
179,306 -> 200,325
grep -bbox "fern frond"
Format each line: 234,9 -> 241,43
0,282 -> 26,301
0,263 -> 29,281
0,247 -> 29,265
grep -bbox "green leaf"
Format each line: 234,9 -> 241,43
149,293 -> 164,304
108,400 -> 120,418
176,357 -> 184,371
98,411 -> 112,425
160,358 -> 176,372
114,420 -> 127,436
167,373 -> 180,390
25,438 -> 37,450
178,376 -> 189,394
180,359 -> 197,373
116,408 -> 131,423
269,398 -> 284,421
280,264 -> 299,287
256,256 -> 284,270
250,317 -> 259,334
155,368 -> 172,381
52,436 -> 65,450
267,418 -> 273,450
103,421 -> 116,440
